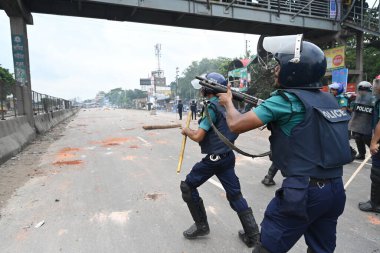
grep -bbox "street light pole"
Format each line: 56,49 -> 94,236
176,67 -> 179,99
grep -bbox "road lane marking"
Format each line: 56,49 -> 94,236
137,136 -> 152,146
208,178 -> 224,190
352,160 -> 371,166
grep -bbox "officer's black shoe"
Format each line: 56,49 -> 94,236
355,154 -> 365,160
358,183 -> 380,213
358,201 -> 380,213
252,243 -> 271,253
350,147 -> 358,162
183,222 -> 210,239
238,208 -> 260,248
261,175 -> 275,186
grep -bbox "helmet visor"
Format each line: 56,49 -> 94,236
191,73 -> 206,90
257,34 -> 303,69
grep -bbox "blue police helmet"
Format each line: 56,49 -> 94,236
328,82 -> 344,95
205,72 -> 227,86
275,41 -> 327,89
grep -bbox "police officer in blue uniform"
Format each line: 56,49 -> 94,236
349,81 -> 374,160
218,34 -> 352,253
359,76 -> 380,213
180,72 -> 260,247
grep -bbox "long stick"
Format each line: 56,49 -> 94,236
344,155 -> 372,190
177,111 -> 192,174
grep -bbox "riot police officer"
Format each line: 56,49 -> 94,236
180,72 -> 260,247
328,82 -> 358,161
349,81 -> 374,160
359,76 -> 380,213
218,34 -> 351,253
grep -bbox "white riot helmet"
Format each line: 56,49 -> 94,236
357,81 -> 372,92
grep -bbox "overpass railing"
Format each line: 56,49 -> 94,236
211,0 -> 337,20
342,5 -> 380,35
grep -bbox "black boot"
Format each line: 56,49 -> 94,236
261,164 -> 278,186
238,207 -> 260,248
350,146 -> 357,162
183,198 -> 210,239
355,154 -> 365,160
358,183 -> 380,213
252,243 -> 270,253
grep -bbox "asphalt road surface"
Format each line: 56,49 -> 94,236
0,109 -> 379,253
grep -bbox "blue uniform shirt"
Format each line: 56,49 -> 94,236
336,94 -> 348,108
253,90 -> 305,136
199,97 -> 218,131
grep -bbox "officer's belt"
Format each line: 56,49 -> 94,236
309,178 -> 333,187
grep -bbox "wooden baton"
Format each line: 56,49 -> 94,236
177,111 -> 192,174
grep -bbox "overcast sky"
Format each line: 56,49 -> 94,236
0,11 -> 259,101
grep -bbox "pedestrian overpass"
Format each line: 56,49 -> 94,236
0,0 -> 379,123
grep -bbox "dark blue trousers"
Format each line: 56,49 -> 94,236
261,177 -> 346,253
185,151 -> 249,213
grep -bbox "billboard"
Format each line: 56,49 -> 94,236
332,68 -> 348,91
154,77 -> 166,86
228,67 -> 250,92
140,78 -> 151,86
11,35 -> 27,85
324,46 -> 345,70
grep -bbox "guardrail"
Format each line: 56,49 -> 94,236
211,0 -> 335,20
0,81 -> 18,120
0,80 -> 72,120
32,91 -> 72,115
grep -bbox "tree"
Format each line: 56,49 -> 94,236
176,57 -> 232,100
0,66 -> 15,101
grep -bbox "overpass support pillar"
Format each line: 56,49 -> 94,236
355,31 -> 364,82
9,16 -> 34,125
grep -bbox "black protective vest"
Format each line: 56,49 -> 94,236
199,100 -> 238,155
270,89 -> 351,178
349,93 -> 374,136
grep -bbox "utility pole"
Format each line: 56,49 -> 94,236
176,67 -> 179,99
245,40 -> 250,58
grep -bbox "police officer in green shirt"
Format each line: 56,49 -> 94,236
218,34 -> 352,253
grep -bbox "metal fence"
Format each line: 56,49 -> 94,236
0,81 -> 18,120
344,5 -> 380,33
211,0 -> 334,20
32,90 -> 72,115
0,80 -> 72,120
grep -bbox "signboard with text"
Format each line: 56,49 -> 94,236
140,78 -> 151,86
154,77 -> 166,86
332,68 -> 348,91
11,35 -> 27,85
324,46 -> 345,70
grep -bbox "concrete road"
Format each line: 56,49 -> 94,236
0,108 -> 379,253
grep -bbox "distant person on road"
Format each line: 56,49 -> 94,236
180,72 -> 260,248
190,100 -> 197,120
349,81 -> 374,160
177,100 -> 183,120
329,82 -> 358,161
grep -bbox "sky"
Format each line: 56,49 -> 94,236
0,11 -> 259,101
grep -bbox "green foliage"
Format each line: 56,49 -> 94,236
177,57 -> 232,100
247,62 -> 276,99
0,65 -> 15,100
105,88 -> 147,107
